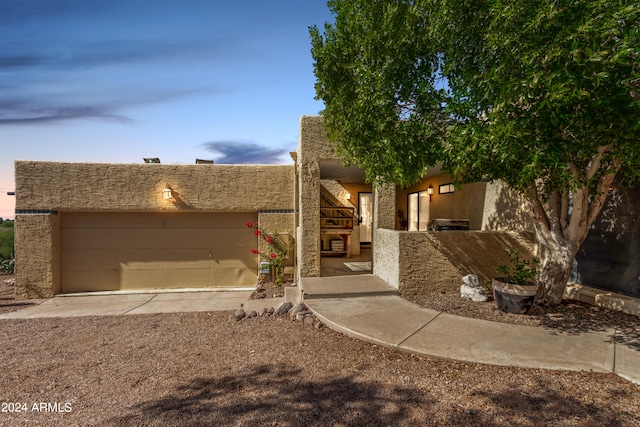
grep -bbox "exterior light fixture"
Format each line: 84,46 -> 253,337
163,184 -> 173,200
427,185 -> 434,202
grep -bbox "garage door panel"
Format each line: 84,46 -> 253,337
61,212 -> 258,292
121,268 -> 212,289
62,212 -> 253,229
62,228 -> 254,250
63,270 -> 122,293
62,248 -> 255,271
211,266 -> 256,287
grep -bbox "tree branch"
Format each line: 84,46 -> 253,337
560,190 -> 569,233
566,185 -> 589,243
586,144 -> 613,180
526,183 -> 552,243
587,158 -> 622,229
548,191 -> 563,237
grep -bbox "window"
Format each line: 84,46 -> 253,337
439,183 -> 455,194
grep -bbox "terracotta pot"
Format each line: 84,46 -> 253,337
492,278 -> 538,314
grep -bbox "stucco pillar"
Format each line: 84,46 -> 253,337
297,158 -> 321,277
15,214 -> 60,299
373,183 -> 396,230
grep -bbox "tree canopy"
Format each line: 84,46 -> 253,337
311,0 -> 640,305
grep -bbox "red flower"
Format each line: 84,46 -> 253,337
250,248 -> 259,254
245,221 -> 253,228
269,253 -> 277,259
254,229 -> 262,236
266,236 -> 274,244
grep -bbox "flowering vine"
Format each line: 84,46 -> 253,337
246,221 -> 294,284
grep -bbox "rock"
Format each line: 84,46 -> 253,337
275,302 -> 293,316
247,310 -> 258,318
234,304 -> 246,321
288,303 -> 306,319
314,320 -> 324,329
461,284 -> 487,302
460,274 -> 488,302
462,274 -> 480,288
303,316 -> 315,326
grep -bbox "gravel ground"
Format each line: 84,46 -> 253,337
400,279 -> 640,342
1,275 -> 640,426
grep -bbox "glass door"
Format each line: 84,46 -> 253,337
358,192 -> 373,243
408,190 -> 430,231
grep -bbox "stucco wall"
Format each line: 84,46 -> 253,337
14,161 -> 295,298
15,161 -> 294,211
296,116 -> 342,278
374,184 -> 396,230
373,229 -> 536,294
14,214 -> 60,299
257,212 -> 296,267
372,228 -> 400,288
374,229 -> 461,293
481,181 -> 533,231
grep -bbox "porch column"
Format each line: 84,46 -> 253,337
15,213 -> 60,299
297,158 -> 321,277
373,183 -> 396,230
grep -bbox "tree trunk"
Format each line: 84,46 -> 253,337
535,240 -> 577,306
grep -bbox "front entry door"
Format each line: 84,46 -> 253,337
358,192 -> 373,244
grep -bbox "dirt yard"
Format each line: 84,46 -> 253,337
1,276 -> 639,426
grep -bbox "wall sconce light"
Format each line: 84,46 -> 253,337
346,192 -> 351,200
163,184 -> 173,200
427,185 -> 434,202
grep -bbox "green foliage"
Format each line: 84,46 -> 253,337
440,0 -> 640,197
310,0 -> 449,187
496,250 -> 539,285
311,0 -> 640,195
246,221 -> 295,285
312,0 -> 639,304
0,259 -> 14,275
0,226 -> 14,260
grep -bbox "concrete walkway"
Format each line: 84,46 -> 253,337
301,275 -> 640,386
0,289 -> 280,319
1,275 -> 638,386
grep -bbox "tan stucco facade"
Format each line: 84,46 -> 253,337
295,116 -> 342,278
14,161 -> 295,298
15,162 -> 294,212
14,115 -> 534,299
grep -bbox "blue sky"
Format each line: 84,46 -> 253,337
0,0 -> 334,219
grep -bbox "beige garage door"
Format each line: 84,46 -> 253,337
61,212 -> 258,293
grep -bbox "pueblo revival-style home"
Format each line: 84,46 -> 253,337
12,116 -> 639,313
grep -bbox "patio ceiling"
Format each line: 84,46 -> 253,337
319,160 -> 366,183
319,160 -> 442,183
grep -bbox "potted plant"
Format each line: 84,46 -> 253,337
492,249 -> 539,314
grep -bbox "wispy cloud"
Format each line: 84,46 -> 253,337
0,38 -> 240,71
0,101 -> 130,125
202,141 -> 291,164
0,86 -> 220,125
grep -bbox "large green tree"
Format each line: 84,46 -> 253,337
311,0 -> 640,305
